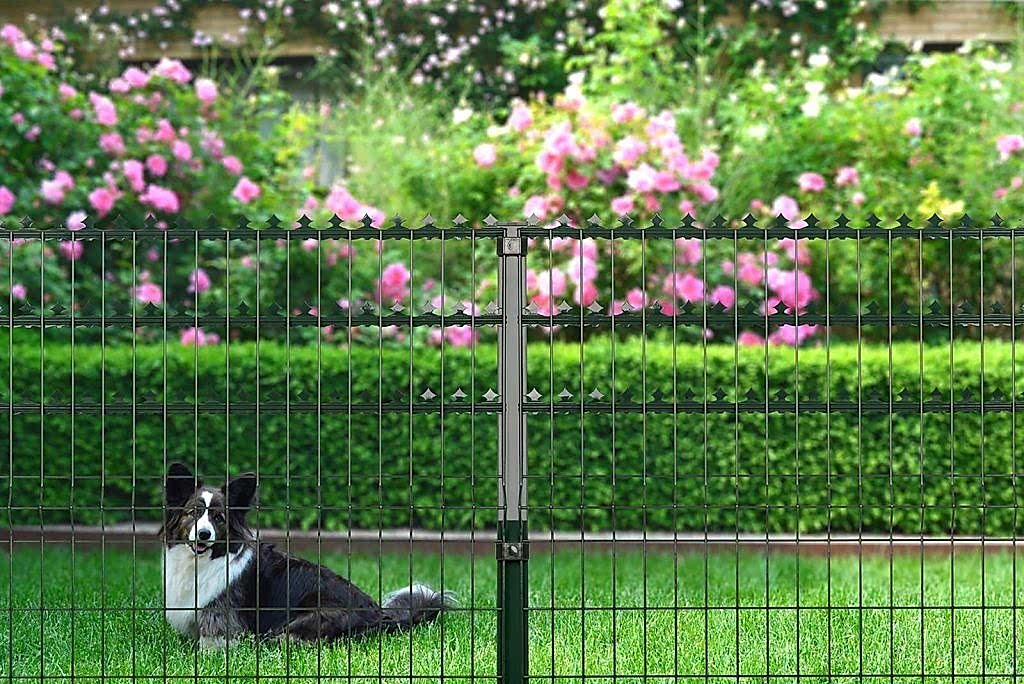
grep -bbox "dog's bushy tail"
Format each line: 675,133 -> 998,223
382,583 -> 457,632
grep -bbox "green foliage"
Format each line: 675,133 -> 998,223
4,339 -> 1022,536
567,0 -> 680,107
310,63 -> 497,222
710,46 -> 1024,334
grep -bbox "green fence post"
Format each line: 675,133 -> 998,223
497,222 -> 528,684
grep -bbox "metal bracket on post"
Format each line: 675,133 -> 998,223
497,222 -> 528,684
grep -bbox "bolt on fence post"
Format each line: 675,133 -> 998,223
497,224 -> 529,684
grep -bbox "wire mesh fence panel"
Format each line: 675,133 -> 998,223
2,216 -> 503,683
516,214 -> 1024,684
2,213 -> 1023,684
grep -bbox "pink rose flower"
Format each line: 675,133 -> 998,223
88,92 -> 117,126
171,139 -> 192,162
674,237 -> 702,265
135,282 -> 163,305
738,331 -> 765,346
231,177 -> 261,204
222,155 -> 243,175
194,78 -> 218,105
772,195 -> 805,227
153,57 -> 192,84
444,325 -> 477,347
851,191 -> 866,206
507,103 -> 533,132
41,179 -> 65,205
535,149 -> 563,175
523,195 -> 549,220
180,327 -> 219,346
798,172 -> 826,193
88,187 -> 116,216
536,268 -> 567,297
835,166 -> 859,187
904,118 -> 922,137
565,256 -> 597,285
139,184 -> 180,213
146,154 -> 168,177
767,268 -> 816,311
653,171 -> 680,193
566,170 -> 589,191
325,185 -> 362,220
58,83 -> 77,101
1,24 -> 25,44
738,261 -> 763,286
769,324 -> 818,346
66,211 -> 87,231
377,262 -> 411,304
0,186 -> 14,215
99,132 -> 126,156
60,241 -> 84,261
53,170 -> 74,190
573,280 -> 598,307
625,288 -> 647,310
613,136 -> 647,168
473,143 -> 497,168
997,134 -> 1024,161
692,183 -> 719,204
122,159 -> 145,192
611,195 -> 634,215
13,39 -> 34,60
10,283 -> 26,299
154,119 -> 176,143
611,101 -> 643,124
627,163 -> 657,193
778,238 -> 811,265
122,67 -> 149,88
710,285 -> 736,309
363,207 -> 386,228
188,268 -> 211,294
663,272 -> 704,302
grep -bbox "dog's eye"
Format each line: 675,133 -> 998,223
212,512 -> 224,523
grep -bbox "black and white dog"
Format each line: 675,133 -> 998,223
161,462 -> 452,648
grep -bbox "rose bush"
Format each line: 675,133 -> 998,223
711,45 -> 1024,334
0,23 -> 412,348
455,80 -> 819,345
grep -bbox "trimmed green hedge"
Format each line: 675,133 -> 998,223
3,339 -> 1022,535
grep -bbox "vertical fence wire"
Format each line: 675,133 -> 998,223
6,219 -> 13,679
1012,219 -> 1019,679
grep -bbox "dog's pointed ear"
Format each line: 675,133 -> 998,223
166,462 -> 199,507
223,473 -> 257,513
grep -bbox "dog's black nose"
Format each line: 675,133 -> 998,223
197,529 -> 212,541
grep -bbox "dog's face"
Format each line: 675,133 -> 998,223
163,462 -> 256,558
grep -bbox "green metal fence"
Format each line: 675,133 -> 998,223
3,213 -> 1021,683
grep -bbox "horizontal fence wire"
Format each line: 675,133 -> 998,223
2,213 -> 1021,683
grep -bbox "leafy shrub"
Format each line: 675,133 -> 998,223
4,339 -> 1020,536
0,24 -> 401,348
711,46 -> 1024,331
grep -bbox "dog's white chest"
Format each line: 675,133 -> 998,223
163,546 -> 252,635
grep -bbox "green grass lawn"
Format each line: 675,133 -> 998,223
3,544 -> 1024,683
